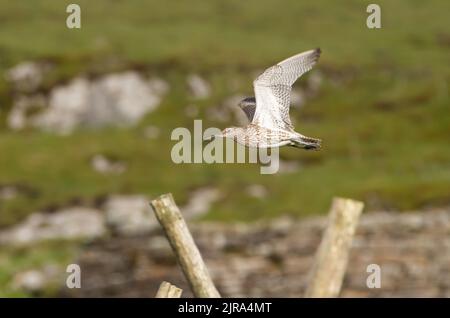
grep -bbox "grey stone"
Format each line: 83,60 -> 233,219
22,72 -> 169,134
12,265 -> 60,293
6,61 -> 52,92
0,207 -> 105,246
91,154 -> 126,175
187,74 -> 211,99
105,195 -> 157,236
66,206 -> 450,298
181,187 -> 221,218
245,184 -> 268,199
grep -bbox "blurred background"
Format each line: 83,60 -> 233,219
0,0 -> 449,297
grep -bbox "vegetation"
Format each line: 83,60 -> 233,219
0,0 -> 449,225
0,0 -> 449,295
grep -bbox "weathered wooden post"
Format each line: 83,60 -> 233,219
155,281 -> 183,298
305,197 -> 364,298
151,193 -> 221,298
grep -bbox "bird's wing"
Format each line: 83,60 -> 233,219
239,104 -> 256,122
252,48 -> 321,130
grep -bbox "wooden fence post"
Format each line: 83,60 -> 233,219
151,193 -> 221,298
155,281 -> 183,298
305,197 -> 364,298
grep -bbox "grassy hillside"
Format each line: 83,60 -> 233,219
0,0 -> 449,228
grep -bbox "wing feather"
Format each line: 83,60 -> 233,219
252,48 -> 321,130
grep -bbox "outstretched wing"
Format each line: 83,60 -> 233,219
252,48 -> 321,130
238,97 -> 256,121
240,104 -> 256,121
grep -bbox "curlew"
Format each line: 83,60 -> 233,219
211,48 -> 322,150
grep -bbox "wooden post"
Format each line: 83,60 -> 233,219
155,281 -> 183,298
151,193 -> 221,298
305,197 -> 364,298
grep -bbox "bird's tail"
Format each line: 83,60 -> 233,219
290,136 -> 322,150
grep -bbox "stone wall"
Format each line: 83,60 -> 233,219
63,207 -> 450,297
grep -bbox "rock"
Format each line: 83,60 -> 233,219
147,77 -> 170,96
245,184 -> 268,199
86,72 -> 163,126
0,207 -> 105,246
0,185 -> 220,246
5,61 -> 52,92
26,72 -> 168,134
13,270 -> 46,293
91,155 -> 126,175
181,187 -> 221,218
187,74 -> 211,99
12,265 -> 60,293
32,77 -> 90,134
104,195 -> 157,236
65,206 -> 450,298
7,94 -> 46,130
98,187 -> 221,237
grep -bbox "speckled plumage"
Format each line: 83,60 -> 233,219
220,49 -> 322,150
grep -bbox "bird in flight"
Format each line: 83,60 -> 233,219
212,48 -> 322,150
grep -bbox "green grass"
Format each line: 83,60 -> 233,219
0,241 -> 79,297
0,0 -> 449,297
0,0 -> 449,227
0,70 -> 448,226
